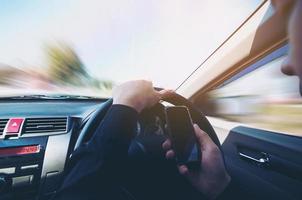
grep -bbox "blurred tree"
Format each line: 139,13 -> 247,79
91,78 -> 113,90
45,42 -> 88,85
45,42 -> 114,90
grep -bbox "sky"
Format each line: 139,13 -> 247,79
0,0 -> 262,89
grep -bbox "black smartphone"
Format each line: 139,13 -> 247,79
165,106 -> 200,168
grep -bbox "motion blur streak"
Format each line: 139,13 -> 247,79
204,56 -> 302,136
0,42 -> 113,98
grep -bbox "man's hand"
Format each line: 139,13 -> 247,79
162,124 -> 231,199
113,80 -> 172,113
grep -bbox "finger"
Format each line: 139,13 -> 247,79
162,139 -> 172,150
165,150 -> 175,159
141,79 -> 152,85
193,124 -> 216,150
178,165 -> 189,176
157,89 -> 174,100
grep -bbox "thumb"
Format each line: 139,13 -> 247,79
193,124 -> 215,151
157,89 -> 174,100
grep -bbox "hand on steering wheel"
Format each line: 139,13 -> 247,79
112,80 -> 173,113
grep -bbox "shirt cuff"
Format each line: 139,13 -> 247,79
111,104 -> 139,115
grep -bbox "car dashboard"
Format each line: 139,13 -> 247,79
0,99 -> 105,200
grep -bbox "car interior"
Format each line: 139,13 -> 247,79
0,1 -> 301,200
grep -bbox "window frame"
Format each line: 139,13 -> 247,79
177,0 -> 295,99
218,44 -> 288,89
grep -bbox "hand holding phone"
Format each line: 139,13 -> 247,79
165,106 -> 200,168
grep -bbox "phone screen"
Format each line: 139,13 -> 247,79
165,106 -> 199,165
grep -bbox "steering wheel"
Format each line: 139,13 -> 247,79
75,93 -> 220,150
74,92 -> 221,200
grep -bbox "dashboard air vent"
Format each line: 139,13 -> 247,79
23,117 -> 67,134
0,119 -> 8,135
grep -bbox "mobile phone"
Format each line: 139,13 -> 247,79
165,106 -> 200,168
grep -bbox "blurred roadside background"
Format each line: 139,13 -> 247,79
0,0 -> 301,136
0,42 -> 113,98
197,55 -> 302,136
1,45 -> 301,136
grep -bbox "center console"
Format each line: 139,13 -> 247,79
0,117 -> 73,200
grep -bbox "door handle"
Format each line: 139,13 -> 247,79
238,152 -> 269,167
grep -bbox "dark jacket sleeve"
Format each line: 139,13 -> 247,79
57,104 -> 138,192
216,179 -> 239,200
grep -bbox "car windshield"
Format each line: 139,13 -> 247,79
0,0 -> 262,98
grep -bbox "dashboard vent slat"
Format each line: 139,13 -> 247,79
26,122 -> 66,126
23,117 -> 67,134
0,119 -> 8,135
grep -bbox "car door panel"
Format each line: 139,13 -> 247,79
222,126 -> 302,200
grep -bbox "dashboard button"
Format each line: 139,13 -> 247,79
21,164 -> 39,170
43,171 -> 59,193
6,118 -> 24,134
0,167 -> 15,174
12,175 -> 33,187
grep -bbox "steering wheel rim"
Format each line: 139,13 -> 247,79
74,92 -> 220,152
74,98 -> 113,151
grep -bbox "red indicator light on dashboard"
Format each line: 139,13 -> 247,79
5,118 -> 24,134
0,145 -> 40,157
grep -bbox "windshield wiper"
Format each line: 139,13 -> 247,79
0,94 -> 98,100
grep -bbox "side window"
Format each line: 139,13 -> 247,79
196,46 -> 302,136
